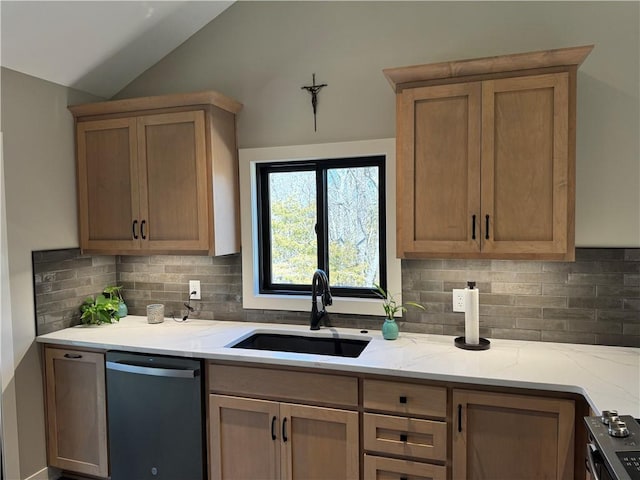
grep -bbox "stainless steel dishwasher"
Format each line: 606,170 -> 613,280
105,351 -> 205,480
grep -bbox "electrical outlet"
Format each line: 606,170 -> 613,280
453,289 -> 466,312
189,280 -> 201,300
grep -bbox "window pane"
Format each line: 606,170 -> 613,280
327,166 -> 380,288
269,170 -> 317,284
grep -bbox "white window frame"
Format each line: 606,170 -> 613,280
239,138 -> 402,317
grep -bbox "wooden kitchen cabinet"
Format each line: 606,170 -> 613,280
44,346 -> 108,477
70,90 -> 242,256
452,389 -> 575,480
362,379 -> 448,480
208,364 -> 359,480
385,45 -> 593,260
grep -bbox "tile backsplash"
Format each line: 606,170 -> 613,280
33,248 -> 639,347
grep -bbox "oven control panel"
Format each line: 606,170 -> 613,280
585,414 -> 640,480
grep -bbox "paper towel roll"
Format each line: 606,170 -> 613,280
464,286 -> 480,345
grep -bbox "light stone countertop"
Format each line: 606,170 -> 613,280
36,316 -> 640,417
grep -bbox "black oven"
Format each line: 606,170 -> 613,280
585,413 -> 640,480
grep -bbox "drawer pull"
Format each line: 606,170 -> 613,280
400,477 -> 408,480
271,416 -> 277,440
399,396 -> 407,404
400,433 -> 408,442
64,353 -> 82,359
458,404 -> 463,432
282,417 -> 288,442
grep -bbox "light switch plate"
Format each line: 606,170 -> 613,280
453,289 -> 466,312
189,280 -> 201,300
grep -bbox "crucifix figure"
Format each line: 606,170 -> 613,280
301,73 -> 327,132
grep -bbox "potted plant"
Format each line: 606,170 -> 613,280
373,284 -> 425,340
80,294 -> 121,325
103,285 -> 127,318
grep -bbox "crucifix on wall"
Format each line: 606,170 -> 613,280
301,73 -> 327,132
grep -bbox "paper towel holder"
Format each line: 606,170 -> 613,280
454,336 -> 491,350
454,281 -> 491,350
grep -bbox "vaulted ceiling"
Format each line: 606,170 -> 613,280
0,1 -> 233,98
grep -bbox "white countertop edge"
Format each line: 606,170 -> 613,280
36,317 -> 640,417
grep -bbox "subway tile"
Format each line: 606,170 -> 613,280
480,305 -> 542,319
568,273 -> 625,285
597,285 -> 640,298
33,257 -> 92,273
596,310 -> 640,322
543,308 -> 594,321
492,283 -> 541,295
415,280 -> 444,291
625,249 -> 640,261
568,297 -> 623,309
516,318 -> 567,331
515,296 -> 567,308
442,259 -> 492,270
567,319 -> 622,334
575,249 -> 625,261
119,256 -> 149,264
624,274 -> 640,286
542,284 -> 596,297
624,299 -> 640,311
491,260 -> 542,272
491,328 -> 541,341
595,333 -> 640,348
541,331 -> 596,345
478,293 -> 516,306
480,316 -> 516,329
623,324 -> 640,335
403,259 -> 443,270
33,248 -> 82,263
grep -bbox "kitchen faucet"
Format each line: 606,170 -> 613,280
310,269 -> 332,330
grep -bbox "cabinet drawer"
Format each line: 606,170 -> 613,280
363,379 -> 447,417
364,455 -> 446,480
208,364 -> 358,407
364,413 -> 447,462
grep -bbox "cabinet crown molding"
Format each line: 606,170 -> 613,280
383,44 -> 594,92
68,89 -> 243,117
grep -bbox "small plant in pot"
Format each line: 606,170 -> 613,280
373,284 -> 425,340
103,285 -> 128,318
80,294 -> 121,325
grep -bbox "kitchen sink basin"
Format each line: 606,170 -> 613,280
229,331 -> 370,358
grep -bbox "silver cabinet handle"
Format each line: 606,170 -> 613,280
586,443 -> 601,480
106,361 -> 198,378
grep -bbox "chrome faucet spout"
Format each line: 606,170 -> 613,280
310,269 -> 332,330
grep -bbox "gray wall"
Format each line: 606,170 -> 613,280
116,1 -> 640,248
1,67 -> 102,479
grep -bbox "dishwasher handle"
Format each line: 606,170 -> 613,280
106,360 -> 199,378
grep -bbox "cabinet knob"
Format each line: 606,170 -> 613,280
399,396 -> 407,404
400,433 -> 408,442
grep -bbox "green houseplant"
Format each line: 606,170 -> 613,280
80,294 -> 121,325
373,284 -> 425,340
103,285 -> 128,318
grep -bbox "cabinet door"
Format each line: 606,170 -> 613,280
209,395 -> 280,480
281,403 -> 359,480
452,389 -> 575,480
137,111 -> 210,252
398,82 -> 481,257
481,73 -> 572,259
77,118 -> 140,252
44,347 -> 108,477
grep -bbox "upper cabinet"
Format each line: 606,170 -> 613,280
69,91 -> 242,256
385,45 -> 593,261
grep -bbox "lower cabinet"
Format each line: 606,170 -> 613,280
208,364 -> 359,480
452,389 -> 575,480
44,346 -> 108,477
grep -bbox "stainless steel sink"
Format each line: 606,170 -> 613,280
229,330 -> 370,358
